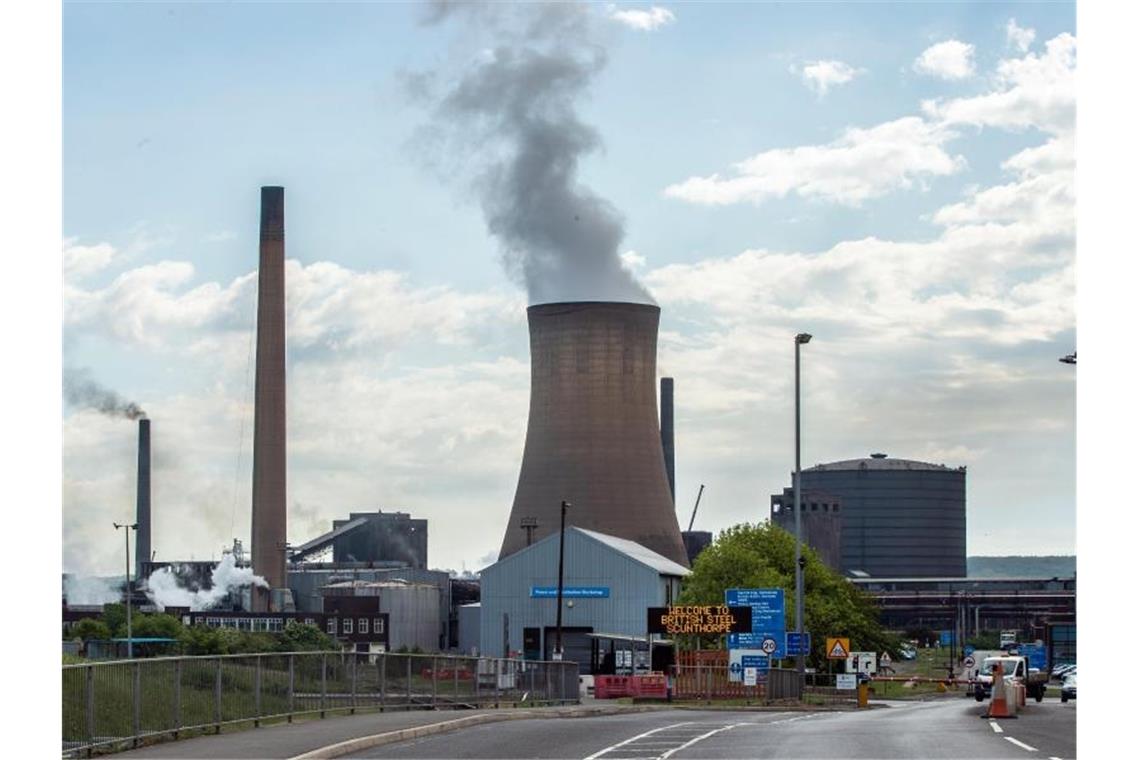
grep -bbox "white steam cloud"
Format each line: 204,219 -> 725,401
64,575 -> 123,605
145,553 -> 269,611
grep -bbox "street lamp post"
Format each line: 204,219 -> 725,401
794,332 -> 812,674
554,500 -> 570,661
113,522 -> 138,659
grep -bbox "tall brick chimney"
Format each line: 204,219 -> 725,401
251,186 -> 287,611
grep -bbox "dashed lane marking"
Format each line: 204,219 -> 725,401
989,721 -> 1004,734
1005,736 -> 1039,752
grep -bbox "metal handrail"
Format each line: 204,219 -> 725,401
62,651 -> 579,758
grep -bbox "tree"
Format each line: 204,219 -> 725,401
100,604 -> 127,638
132,613 -> 184,639
179,625 -> 225,655
279,622 -> 338,652
678,522 -> 900,668
71,618 -> 111,642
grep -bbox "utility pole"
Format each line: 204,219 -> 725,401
554,501 -> 570,661
794,333 -> 812,674
113,522 -> 138,659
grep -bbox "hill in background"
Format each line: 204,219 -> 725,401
967,556 -> 1075,578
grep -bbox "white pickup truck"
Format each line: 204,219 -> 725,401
972,655 -> 1047,703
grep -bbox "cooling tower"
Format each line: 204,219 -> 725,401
251,186 -> 287,611
135,417 -> 151,580
500,302 -> 689,567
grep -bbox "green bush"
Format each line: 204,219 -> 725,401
71,618 -> 111,642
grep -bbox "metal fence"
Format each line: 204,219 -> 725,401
669,665 -> 802,702
801,672 -> 859,706
62,651 -> 578,757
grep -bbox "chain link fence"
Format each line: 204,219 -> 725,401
62,651 -> 578,757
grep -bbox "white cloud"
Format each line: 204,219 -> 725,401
1006,19 -> 1036,53
64,238 -> 117,282
607,5 -> 675,31
621,249 -> 647,269
923,33 -> 1075,136
63,258 -> 530,576
798,59 -> 862,96
914,39 -> 976,80
64,256 -> 522,355
664,117 -> 965,206
653,125 -> 1074,347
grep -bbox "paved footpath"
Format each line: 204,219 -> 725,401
113,703 -> 665,760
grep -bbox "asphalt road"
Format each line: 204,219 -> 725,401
354,699 -> 1077,759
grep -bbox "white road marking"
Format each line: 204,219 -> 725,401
989,720 -> 1004,733
658,723 -> 744,760
583,722 -> 694,760
1005,736 -> 1039,752
584,721 -> 753,760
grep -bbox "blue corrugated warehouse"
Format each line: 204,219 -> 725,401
478,527 -> 689,674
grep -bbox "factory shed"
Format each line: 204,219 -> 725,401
320,579 -> 440,652
479,527 -> 688,674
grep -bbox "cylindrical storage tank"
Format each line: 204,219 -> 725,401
500,302 -> 688,567
798,454 -> 966,577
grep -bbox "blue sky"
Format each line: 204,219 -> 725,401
61,1 -> 1076,576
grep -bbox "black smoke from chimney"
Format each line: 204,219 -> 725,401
64,368 -> 146,420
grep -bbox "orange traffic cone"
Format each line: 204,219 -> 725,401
985,661 -> 1017,719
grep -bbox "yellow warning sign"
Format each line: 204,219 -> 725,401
826,637 -> 850,659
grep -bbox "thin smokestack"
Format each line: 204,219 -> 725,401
251,186 -> 287,611
660,377 -> 675,505
136,417 -> 151,580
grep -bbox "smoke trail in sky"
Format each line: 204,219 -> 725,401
64,368 -> 146,419
415,1 -> 653,305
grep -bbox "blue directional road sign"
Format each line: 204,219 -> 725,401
725,588 -> 786,630
728,631 -> 786,658
940,630 -> 952,646
741,654 -> 770,669
964,645 -> 975,657
786,632 -> 811,657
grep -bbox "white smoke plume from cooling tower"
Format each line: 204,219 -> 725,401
145,553 -> 269,611
414,1 -> 653,305
64,575 -> 124,605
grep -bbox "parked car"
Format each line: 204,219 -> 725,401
1060,673 -> 1076,703
1052,663 -> 1076,680
899,646 -> 917,661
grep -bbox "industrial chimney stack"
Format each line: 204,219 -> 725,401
500,302 -> 689,567
135,417 -> 151,581
251,186 -> 287,611
660,377 -> 675,505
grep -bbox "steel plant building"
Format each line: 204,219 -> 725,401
772,453 -> 966,578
